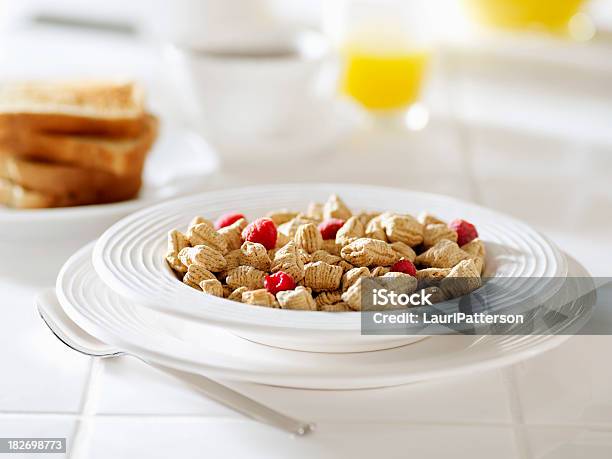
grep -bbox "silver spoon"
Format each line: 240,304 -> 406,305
35,289 -> 314,436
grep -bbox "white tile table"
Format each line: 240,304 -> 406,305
1,24 -> 611,459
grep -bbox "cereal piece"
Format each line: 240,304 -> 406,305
266,210 -> 299,226
440,259 -> 482,298
166,229 -> 190,273
382,271 -> 418,295
189,216 -> 214,231
323,194 -> 352,220
267,248 -> 278,260
187,223 -> 228,254
228,286 -> 249,302
416,268 -> 451,289
355,211 -> 379,227
423,223 -> 458,249
337,260 -> 354,272
307,202 -> 324,221
222,285 -> 233,298
315,291 -> 343,308
240,241 -> 271,271
319,301 -> 350,312
340,238 -> 398,267
311,250 -> 342,265
461,238 -> 486,274
421,286 -> 447,304
242,289 -> 279,308
217,249 -> 242,280
304,261 -> 343,291
335,216 -> 365,246
342,267 -> 370,292
417,212 -> 446,226
276,286 -> 317,310
321,239 -> 341,256
365,214 -> 387,241
296,213 -> 320,224
274,232 -> 290,249
415,239 -> 470,269
178,245 -> 227,272
199,278 -> 224,297
277,216 -> 312,238
370,266 -> 390,277
341,277 -> 363,311
226,266 -> 266,289
182,264 -> 216,289
218,218 -> 247,251
271,241 -> 305,282
382,214 -> 424,247
297,248 -> 313,264
390,241 -> 416,262
294,223 -> 323,253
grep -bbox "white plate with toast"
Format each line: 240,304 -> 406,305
51,243 -> 590,389
0,122 -> 218,242
0,80 -> 219,244
91,184 -> 567,352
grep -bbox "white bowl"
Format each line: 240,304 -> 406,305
54,244 -> 588,389
92,184 -> 567,352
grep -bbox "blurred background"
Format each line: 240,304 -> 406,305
0,0 -> 611,273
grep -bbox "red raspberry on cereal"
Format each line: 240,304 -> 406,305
242,217 -> 277,250
449,219 -> 478,246
264,271 -> 296,295
318,218 -> 345,240
215,213 -> 246,230
390,259 -> 417,277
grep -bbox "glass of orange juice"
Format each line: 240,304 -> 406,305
465,0 -> 588,36
325,0 -> 433,129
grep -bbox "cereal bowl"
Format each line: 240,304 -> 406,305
92,184 -> 567,352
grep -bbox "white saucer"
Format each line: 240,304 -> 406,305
91,184 -> 567,352
53,243 -> 591,389
0,121 -> 219,245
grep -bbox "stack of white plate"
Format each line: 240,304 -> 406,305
47,184 -> 590,389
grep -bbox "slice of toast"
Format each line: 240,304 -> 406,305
0,114 -> 157,176
0,178 -> 58,208
0,174 -> 142,209
0,155 -> 144,197
0,80 -> 146,137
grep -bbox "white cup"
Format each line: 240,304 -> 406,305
164,29 -> 338,154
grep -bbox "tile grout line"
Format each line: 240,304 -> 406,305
2,408 -> 612,430
501,367 -> 533,459
438,47 -> 483,205
440,49 -> 527,459
67,358 -> 104,459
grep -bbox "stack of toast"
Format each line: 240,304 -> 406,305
0,80 -> 157,209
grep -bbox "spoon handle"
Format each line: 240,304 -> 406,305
36,289 -> 314,436
149,363 -> 314,436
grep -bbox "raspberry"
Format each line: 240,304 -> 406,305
390,259 -> 417,277
264,271 -> 296,295
242,217 -> 277,250
449,219 -> 478,246
318,218 -> 345,240
215,212 -> 245,230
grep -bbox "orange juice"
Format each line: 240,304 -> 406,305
466,0 -> 585,32
341,44 -> 429,110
